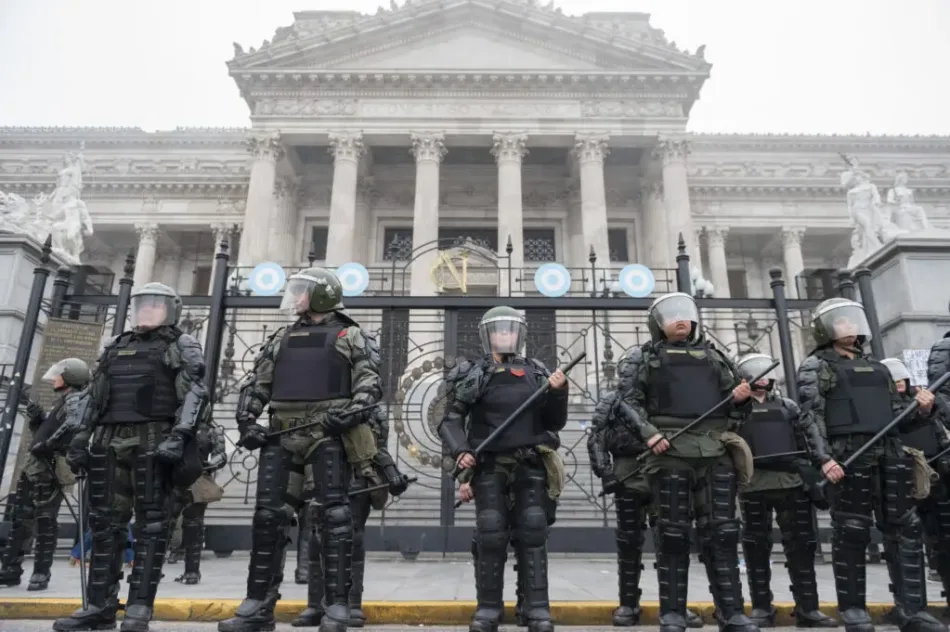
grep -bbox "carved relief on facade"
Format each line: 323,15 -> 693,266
654,137 -> 691,164
328,131 -> 365,162
254,98 -> 358,116
410,132 -> 447,163
491,132 -> 528,163
246,133 -> 284,161
580,101 -> 682,117
361,100 -> 581,119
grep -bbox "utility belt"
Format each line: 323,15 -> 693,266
477,446 -> 565,499
271,411 -> 378,468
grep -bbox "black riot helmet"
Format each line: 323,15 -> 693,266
130,282 -> 182,331
736,353 -> 777,391
810,297 -> 871,349
478,306 -> 527,357
279,267 -> 344,316
647,292 -> 700,343
41,358 -> 91,391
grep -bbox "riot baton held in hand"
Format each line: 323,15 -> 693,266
452,352 -> 587,508
928,444 -> 950,466
348,477 -> 419,498
267,402 -> 381,438
817,371 -> 950,492
605,358 -> 781,495
753,450 -> 807,462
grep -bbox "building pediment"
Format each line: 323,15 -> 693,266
229,1 -> 709,75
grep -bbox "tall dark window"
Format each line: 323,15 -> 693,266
309,226 -> 329,261
523,228 -> 557,262
608,228 -> 630,262
382,227 -> 414,261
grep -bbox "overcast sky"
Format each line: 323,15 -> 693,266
0,0 -> 945,135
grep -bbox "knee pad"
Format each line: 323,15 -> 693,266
835,512 -> 873,550
516,505 -> 548,548
476,508 -> 509,551
709,518 -> 741,548
253,506 -> 287,531
322,503 -> 352,538
656,521 -> 691,555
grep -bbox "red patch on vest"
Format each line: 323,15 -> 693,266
337,328 -> 348,338
510,368 -> 525,377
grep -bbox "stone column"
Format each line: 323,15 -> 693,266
573,133 -> 611,278
492,132 -> 528,296
656,137 -> 697,264
325,132 -> 364,266
133,222 -> 159,288
407,133 -> 446,366
640,178 -> 672,271
781,227 -> 806,299
409,132 -> 446,295
267,177 -> 299,266
705,227 -> 737,353
237,132 -> 283,267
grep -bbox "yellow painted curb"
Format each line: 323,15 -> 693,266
0,599 -> 914,624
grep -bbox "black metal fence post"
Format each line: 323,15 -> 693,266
111,252 -> 136,337
50,267 -> 73,318
0,236 -> 54,495
837,270 -> 856,301
768,267 -> 799,401
675,233 -> 691,293
203,240 -> 231,403
853,267 -> 885,358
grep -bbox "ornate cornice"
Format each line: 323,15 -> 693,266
690,133 -> 950,153
0,127 -> 249,149
491,132 -> 528,164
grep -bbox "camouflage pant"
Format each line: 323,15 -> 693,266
84,422 -> 180,611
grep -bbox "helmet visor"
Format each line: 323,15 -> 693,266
816,303 -> 872,343
42,360 -> 67,382
279,278 -> 317,315
131,294 -> 176,330
479,317 -> 527,355
881,358 -> 911,382
736,354 -> 776,384
651,294 -> 699,329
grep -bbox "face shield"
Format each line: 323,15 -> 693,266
130,294 -> 175,330
737,354 -> 777,389
479,316 -> 527,356
279,278 -> 317,315
881,358 -> 911,383
651,294 -> 699,337
42,360 -> 67,382
815,302 -> 872,344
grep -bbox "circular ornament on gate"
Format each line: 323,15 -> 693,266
335,262 -> 370,297
247,262 -> 287,296
533,263 -> 571,298
618,264 -> 656,298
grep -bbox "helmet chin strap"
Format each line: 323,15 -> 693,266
750,380 -> 773,392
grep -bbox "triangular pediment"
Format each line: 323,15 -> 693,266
230,1 -> 708,74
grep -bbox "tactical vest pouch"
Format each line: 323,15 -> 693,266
54,454 -> 76,488
342,423 -> 378,465
190,473 -> 225,504
720,431 -> 754,487
903,445 -> 939,500
536,445 -> 565,499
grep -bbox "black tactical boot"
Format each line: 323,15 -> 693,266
518,540 -> 554,632
318,510 -> 353,632
218,590 -> 281,632
28,503 -> 57,591
832,534 -> 873,632
53,604 -> 119,631
785,537 -> 837,628
0,563 -> 23,587
884,535 -> 947,632
686,610 -> 705,628
470,540 -> 506,632
175,518 -> 204,585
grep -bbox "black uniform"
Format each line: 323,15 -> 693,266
798,347 -> 947,632
439,355 -> 569,632
587,390 -> 704,629
925,335 -> 950,613
737,391 -> 836,628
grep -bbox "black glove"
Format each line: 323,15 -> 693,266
238,423 -> 269,451
25,400 -> 45,427
156,432 -> 186,464
322,410 -> 359,436
65,435 -> 89,474
205,451 -> 227,472
600,473 -> 622,496
30,440 -> 53,458
374,449 -> 411,496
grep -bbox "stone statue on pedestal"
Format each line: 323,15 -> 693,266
0,144 -> 93,265
886,172 -> 932,232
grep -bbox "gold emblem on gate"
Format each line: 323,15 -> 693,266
430,250 -> 469,294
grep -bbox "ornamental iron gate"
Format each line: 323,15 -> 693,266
0,234 -> 881,555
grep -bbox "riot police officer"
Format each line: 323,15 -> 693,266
611,292 -> 756,632
292,405 -> 410,628
172,409 -> 228,585
439,306 -> 569,632
734,353 -> 836,628
797,298 -> 946,632
588,385 -> 703,629
218,268 -> 384,632
0,358 -> 89,591
885,357 -> 950,616
54,282 -> 210,632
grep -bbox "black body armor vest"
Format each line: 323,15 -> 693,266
824,356 -> 893,437
739,399 -> 799,471
647,346 -> 724,421
271,323 -> 353,402
101,334 -> 178,425
469,363 -> 546,452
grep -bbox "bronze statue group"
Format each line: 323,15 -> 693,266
2,266 -> 950,632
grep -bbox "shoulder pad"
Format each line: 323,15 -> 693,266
62,391 -> 83,417
445,358 -> 476,384
799,355 -> 824,373
99,333 -> 124,355
527,357 -> 551,376
932,338 -> 950,353
780,396 -> 801,414
619,348 -> 644,374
